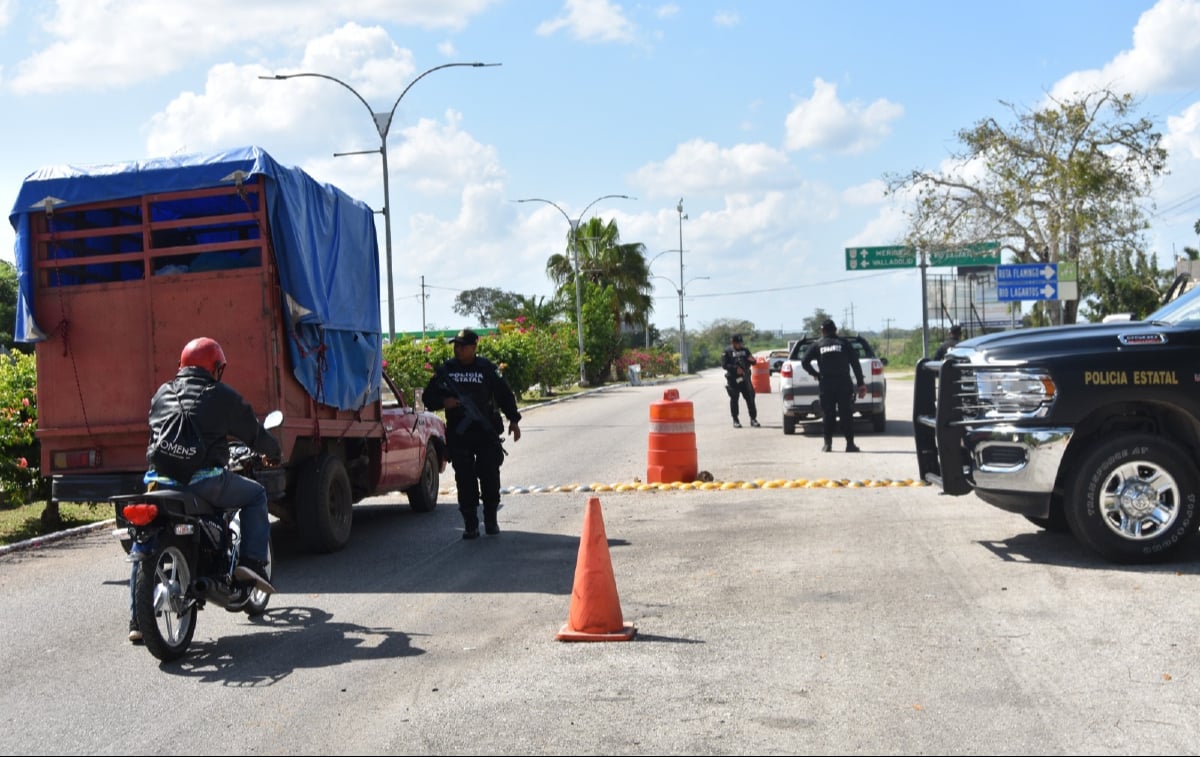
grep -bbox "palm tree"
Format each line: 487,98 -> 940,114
545,217 -> 653,333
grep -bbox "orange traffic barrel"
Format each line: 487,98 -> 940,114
647,389 -> 698,484
751,357 -> 771,393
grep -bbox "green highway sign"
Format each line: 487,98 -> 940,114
845,245 -> 916,270
928,241 -> 1001,267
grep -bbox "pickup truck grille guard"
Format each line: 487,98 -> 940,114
913,357 -> 974,495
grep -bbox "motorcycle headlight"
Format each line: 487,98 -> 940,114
968,369 -> 1056,420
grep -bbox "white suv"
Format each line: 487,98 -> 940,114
778,335 -> 887,434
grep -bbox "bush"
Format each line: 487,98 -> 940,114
613,347 -> 679,380
0,351 -> 47,506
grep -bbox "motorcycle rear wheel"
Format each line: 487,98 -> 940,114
134,540 -> 197,662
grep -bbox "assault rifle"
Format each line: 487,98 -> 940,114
433,371 -> 507,455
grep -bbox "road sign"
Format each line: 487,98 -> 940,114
928,241 -> 1002,267
845,245 -> 916,270
996,262 -> 1057,301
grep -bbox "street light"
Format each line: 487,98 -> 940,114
259,62 -> 501,341
515,194 -> 634,386
645,249 -> 677,347
651,273 -> 710,369
676,199 -> 689,373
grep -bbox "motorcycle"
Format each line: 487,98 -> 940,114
111,410 -> 285,662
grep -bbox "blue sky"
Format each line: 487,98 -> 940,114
3,0 -> 1200,337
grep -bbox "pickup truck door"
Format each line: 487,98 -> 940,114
377,374 -> 424,492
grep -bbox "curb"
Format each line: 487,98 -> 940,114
0,518 -> 116,557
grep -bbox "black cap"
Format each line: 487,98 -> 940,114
949,324 -> 963,336
451,328 -> 479,345
731,334 -> 744,342
821,319 -> 836,333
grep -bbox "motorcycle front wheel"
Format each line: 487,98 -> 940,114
134,539 -> 198,662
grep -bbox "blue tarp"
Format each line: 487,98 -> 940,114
8,146 -> 382,411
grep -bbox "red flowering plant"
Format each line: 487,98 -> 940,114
613,346 -> 679,380
382,337 -> 452,407
0,351 -> 46,506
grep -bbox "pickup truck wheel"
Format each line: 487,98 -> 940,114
871,408 -> 887,433
783,415 -> 796,435
1065,434 -> 1200,563
297,454 -> 353,553
405,441 -> 440,513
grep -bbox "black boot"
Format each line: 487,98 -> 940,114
483,505 -> 500,535
461,505 -> 480,540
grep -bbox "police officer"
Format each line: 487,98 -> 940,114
722,334 -> 760,428
422,329 -> 522,539
800,319 -> 866,452
933,323 -> 963,360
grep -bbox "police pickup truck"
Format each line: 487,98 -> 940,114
913,285 -> 1200,563
779,335 -> 887,435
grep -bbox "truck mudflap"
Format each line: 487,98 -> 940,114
912,357 -> 973,495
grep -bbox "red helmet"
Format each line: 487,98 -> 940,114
179,337 -> 227,376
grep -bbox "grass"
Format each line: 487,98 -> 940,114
0,501 -> 115,548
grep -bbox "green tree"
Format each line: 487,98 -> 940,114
546,217 -> 651,382
802,308 -> 835,337
494,294 -> 565,327
452,287 -> 520,326
886,89 -> 1167,325
1079,248 -> 1173,321
0,261 -> 18,352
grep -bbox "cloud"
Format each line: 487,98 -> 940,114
629,138 -> 794,197
1050,0 -> 1200,100
6,0 -> 495,93
784,78 -> 903,155
713,11 -> 740,27
0,0 -> 12,29
536,0 -> 636,43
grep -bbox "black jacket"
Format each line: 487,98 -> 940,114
146,366 -> 281,472
721,345 -> 755,385
422,355 -> 521,438
800,336 -> 865,389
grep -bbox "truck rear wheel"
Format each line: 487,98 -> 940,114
297,453 -> 353,553
783,415 -> 796,435
1065,434 -> 1200,563
405,441 -> 440,513
871,407 -> 887,433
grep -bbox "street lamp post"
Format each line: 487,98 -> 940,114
259,62 -> 501,341
645,249 -> 677,348
676,199 -> 689,373
515,194 -> 634,386
652,272 -> 709,371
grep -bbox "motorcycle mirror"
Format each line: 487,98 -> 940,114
263,410 -> 283,429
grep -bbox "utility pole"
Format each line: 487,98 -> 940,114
420,275 -> 429,341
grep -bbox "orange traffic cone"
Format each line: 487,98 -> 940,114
556,497 -> 636,642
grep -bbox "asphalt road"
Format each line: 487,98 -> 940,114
3,371 -> 1200,755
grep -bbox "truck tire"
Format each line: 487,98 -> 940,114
297,453 -> 353,553
783,415 -> 796,435
405,441 -> 440,513
871,407 -> 887,433
1064,434 -> 1200,563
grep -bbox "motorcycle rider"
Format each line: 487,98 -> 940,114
128,337 -> 281,643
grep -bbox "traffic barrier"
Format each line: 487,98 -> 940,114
556,497 -> 636,641
646,388 -> 698,483
751,357 -> 771,393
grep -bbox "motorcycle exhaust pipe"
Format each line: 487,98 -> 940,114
194,576 -> 246,610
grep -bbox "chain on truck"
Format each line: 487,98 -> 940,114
912,280 -> 1200,564
8,147 -> 447,554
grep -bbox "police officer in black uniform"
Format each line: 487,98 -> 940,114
933,323 -> 963,360
721,334 -> 760,428
800,319 -> 866,452
422,329 -> 522,539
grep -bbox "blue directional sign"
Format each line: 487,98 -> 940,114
996,262 -> 1058,301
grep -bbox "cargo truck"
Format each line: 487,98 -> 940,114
8,146 -> 447,553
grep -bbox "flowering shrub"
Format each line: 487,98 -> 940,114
0,351 -> 47,506
381,319 -> 578,404
613,347 -> 679,380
